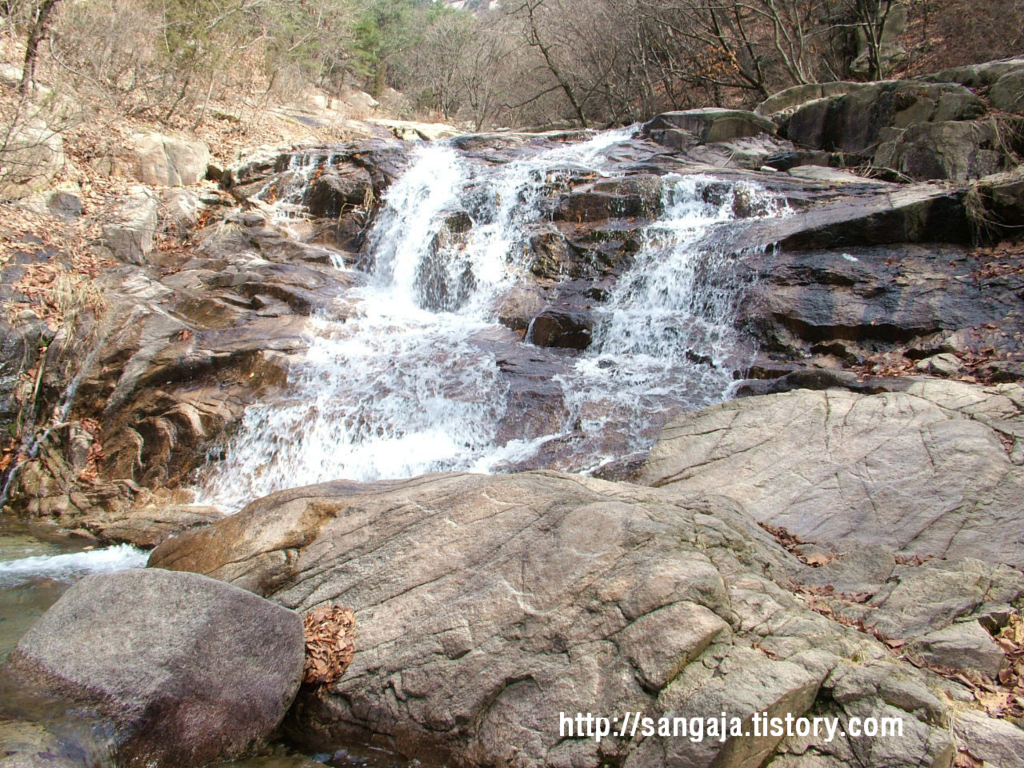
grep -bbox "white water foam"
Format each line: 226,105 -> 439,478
199,129 -> 784,510
559,175 -> 785,466
0,545 -> 148,589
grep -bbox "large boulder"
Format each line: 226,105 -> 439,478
528,304 -> 594,349
101,187 -> 160,264
554,175 -> 664,222
783,81 -> 985,155
920,58 -> 1024,89
368,119 -> 462,142
990,69 -> 1024,113
4,568 -> 304,768
149,472 -> 959,768
0,116 -> 64,200
874,119 -> 1019,181
977,168 -> 1024,231
643,109 -> 776,147
728,181 -> 971,251
131,131 -> 211,187
301,166 -> 374,218
756,82 -> 863,118
639,380 -> 1024,566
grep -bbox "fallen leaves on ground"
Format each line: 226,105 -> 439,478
894,553 -> 934,566
955,749 -> 985,768
76,418 -> 104,483
984,612 -> 1024,718
972,239 -> 1024,280
302,604 -> 357,686
757,522 -> 834,567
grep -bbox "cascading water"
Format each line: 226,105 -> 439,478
561,175 -> 784,467
199,130 -> 785,511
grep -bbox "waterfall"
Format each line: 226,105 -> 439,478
561,176 -> 784,467
199,130 -> 785,511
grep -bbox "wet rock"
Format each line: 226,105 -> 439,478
554,223 -> 643,278
479,334 -> 573,444
222,141 -> 408,204
683,135 -> 795,170
130,131 -> 211,187
301,167 -> 373,218
494,283 -> 548,333
528,304 -> 593,350
5,568 -> 304,768
640,381 -> 1024,565
102,187 -> 159,264
222,145 -> 292,190
402,210 -> 476,311
148,471 -> 957,768
762,149 -> 835,171
739,242 -> 1024,367
554,175 -> 663,222
730,182 -> 971,251
528,231 -> 573,279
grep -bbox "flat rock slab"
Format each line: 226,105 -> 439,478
724,182 -> 970,251
639,380 -> 1024,565
150,471 -> 960,768
4,568 -> 304,768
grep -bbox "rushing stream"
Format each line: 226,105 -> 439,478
201,129 -> 785,510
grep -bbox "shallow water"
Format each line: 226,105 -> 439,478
0,521 -> 148,663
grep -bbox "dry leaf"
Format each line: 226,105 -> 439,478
302,604 -> 357,686
803,552 -> 832,567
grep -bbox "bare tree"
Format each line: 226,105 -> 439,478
20,0 -> 62,95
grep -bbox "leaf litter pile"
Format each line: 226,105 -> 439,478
302,604 -> 357,686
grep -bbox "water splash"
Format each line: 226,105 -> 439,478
560,175 -> 785,467
0,545 -> 148,590
200,130 -> 784,510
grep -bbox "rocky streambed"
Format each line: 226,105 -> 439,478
2,59 -> 1024,768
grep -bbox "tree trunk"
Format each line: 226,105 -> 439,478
20,0 -> 62,96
